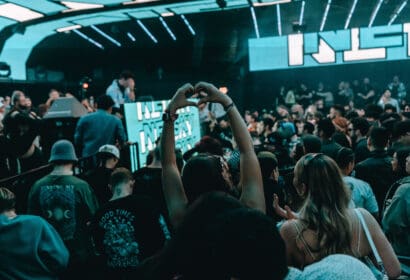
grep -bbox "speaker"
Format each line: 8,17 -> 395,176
44,97 -> 88,119
41,97 -> 87,158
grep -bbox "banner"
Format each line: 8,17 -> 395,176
124,100 -> 201,171
249,23 -> 410,71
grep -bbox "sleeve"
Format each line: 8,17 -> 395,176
38,218 -> 69,274
106,87 -> 119,107
74,117 -> 84,147
116,118 -> 127,143
363,182 -> 379,214
382,185 -> 410,234
80,182 -> 100,217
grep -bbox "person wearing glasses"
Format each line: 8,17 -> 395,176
279,153 -> 401,279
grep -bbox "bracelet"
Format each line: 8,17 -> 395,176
224,102 -> 234,112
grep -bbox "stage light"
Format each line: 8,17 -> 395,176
320,0 -> 332,32
0,3 -> 43,22
344,0 -> 358,29
388,0 -> 407,25
276,4 -> 282,36
159,17 -> 177,41
91,25 -> 121,47
137,19 -> 158,43
73,29 -> 104,50
250,6 -> 260,38
161,12 -> 174,17
369,0 -> 383,27
253,0 -> 291,7
299,1 -> 305,26
127,32 -> 136,41
61,1 -> 103,12
82,83 -> 89,89
123,0 -> 160,5
180,14 -> 196,35
57,24 -> 82,33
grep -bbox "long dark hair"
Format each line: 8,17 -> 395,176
182,153 -> 235,203
294,154 -> 352,257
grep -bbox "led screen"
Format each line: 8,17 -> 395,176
124,100 -> 201,171
249,23 -> 410,71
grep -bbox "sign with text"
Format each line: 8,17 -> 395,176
124,100 -> 201,171
249,23 -> 410,71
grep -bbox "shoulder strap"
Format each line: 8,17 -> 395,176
292,221 -> 317,262
354,209 -> 385,273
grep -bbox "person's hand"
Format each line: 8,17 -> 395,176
195,81 -> 232,107
167,83 -> 197,114
273,194 -> 297,220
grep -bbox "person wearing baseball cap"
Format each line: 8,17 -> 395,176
82,144 -> 120,205
28,139 -> 99,278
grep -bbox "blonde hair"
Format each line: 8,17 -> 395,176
295,154 -> 352,257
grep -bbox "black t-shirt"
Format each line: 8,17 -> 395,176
133,167 -> 170,218
83,167 -> 113,205
91,195 -> 169,274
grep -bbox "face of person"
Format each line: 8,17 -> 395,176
364,78 -> 370,84
348,123 -> 354,138
17,94 -> 27,108
329,108 -> 336,119
26,98 -> 32,108
256,121 -> 264,135
392,152 -> 398,172
393,76 -> 399,83
315,99 -> 324,109
219,119 -> 229,129
406,155 -> 410,174
296,122 -> 304,135
125,78 -> 135,89
277,107 -> 288,117
49,90 -> 59,100
384,90 -> 391,98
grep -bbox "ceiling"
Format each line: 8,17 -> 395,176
0,0 -> 410,80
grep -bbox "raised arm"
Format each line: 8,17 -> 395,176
195,82 -> 265,213
161,84 -> 197,228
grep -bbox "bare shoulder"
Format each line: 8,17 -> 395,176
280,219 -> 299,240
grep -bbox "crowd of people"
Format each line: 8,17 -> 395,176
0,74 -> 409,279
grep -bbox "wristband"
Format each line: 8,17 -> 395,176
162,110 -> 179,122
224,102 -> 234,112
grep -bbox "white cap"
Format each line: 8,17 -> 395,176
98,144 -> 120,159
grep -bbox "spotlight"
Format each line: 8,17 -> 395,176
216,0 -> 227,9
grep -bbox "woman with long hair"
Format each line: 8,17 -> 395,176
280,153 -> 401,279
